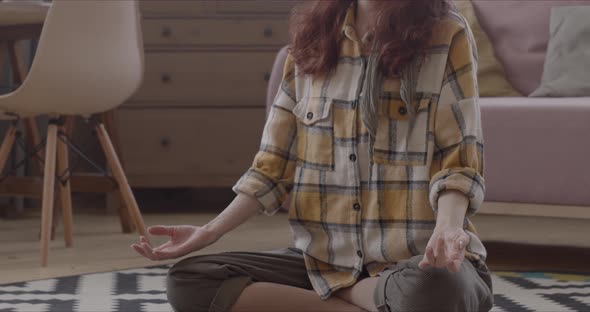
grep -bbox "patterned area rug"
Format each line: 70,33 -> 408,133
1,266 -> 589,312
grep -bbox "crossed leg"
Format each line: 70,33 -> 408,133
167,250 -> 492,312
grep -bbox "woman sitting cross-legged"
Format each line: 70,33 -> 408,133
132,1 -> 494,311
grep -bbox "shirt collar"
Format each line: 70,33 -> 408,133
341,4 -> 359,42
341,4 -> 375,45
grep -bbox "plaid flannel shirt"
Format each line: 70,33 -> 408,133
233,5 -> 487,299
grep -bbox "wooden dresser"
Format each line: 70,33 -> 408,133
118,1 -> 297,188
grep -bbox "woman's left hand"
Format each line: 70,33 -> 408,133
418,226 -> 469,273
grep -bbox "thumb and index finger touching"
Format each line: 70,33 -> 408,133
419,232 -> 468,270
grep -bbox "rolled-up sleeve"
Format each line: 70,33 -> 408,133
429,24 -> 485,216
233,53 -> 298,216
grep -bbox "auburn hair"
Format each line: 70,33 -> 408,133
289,0 -> 451,78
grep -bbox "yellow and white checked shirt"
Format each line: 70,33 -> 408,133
234,6 -> 487,299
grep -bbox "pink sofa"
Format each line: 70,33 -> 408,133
473,0 -> 590,214
265,0 -> 590,219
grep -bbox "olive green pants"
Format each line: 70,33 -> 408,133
166,248 -> 493,312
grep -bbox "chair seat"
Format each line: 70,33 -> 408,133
0,2 -> 49,27
0,87 -> 134,117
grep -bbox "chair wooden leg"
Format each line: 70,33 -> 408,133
7,41 -> 26,85
50,185 -> 61,241
0,125 -> 20,219
0,125 -> 17,173
95,123 -> 148,241
109,192 -> 135,233
40,123 -> 58,267
57,127 -> 73,248
101,110 -> 134,233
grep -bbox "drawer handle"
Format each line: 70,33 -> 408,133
162,26 -> 173,38
263,27 -> 273,38
161,73 -> 172,84
161,138 -> 171,148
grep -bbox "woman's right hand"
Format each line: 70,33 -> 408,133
131,225 -> 219,261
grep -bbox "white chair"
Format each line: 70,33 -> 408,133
0,0 -> 148,267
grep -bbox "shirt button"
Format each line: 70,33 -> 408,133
306,112 -> 314,120
353,203 -> 361,211
349,154 -> 357,162
357,250 -> 363,258
398,106 -> 408,116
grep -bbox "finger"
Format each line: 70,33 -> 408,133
419,247 -> 435,270
154,241 -> 193,259
140,236 -> 155,251
148,226 -> 174,237
131,244 -> 152,260
152,240 -> 173,251
448,249 -> 462,262
418,248 -> 430,269
453,243 -> 466,259
447,259 -> 462,273
455,238 -> 465,251
447,240 -> 461,260
141,242 -> 154,253
153,246 -> 187,260
426,246 -> 436,264
447,260 -> 458,273
141,242 -> 160,261
137,244 -> 157,261
131,243 -> 144,256
418,254 -> 430,269
435,237 -> 446,268
140,236 -> 150,245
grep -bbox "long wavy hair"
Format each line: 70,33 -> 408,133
289,0 -> 451,78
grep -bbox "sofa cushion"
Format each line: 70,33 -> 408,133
455,1 -> 520,97
473,0 -> 590,95
480,97 -> 590,206
530,6 -> 590,97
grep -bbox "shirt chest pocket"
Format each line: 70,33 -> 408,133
373,97 -> 432,166
292,97 -> 335,171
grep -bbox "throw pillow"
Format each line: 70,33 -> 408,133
472,0 -> 590,95
530,6 -> 590,97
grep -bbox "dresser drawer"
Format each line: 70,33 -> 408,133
129,51 -> 276,106
140,1 -> 217,17
118,108 -> 265,179
140,0 -> 297,17
143,18 -> 289,46
216,1 -> 298,14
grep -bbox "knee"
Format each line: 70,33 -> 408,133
402,269 -> 465,311
166,259 -> 220,312
166,270 -> 182,311
381,258 -> 481,312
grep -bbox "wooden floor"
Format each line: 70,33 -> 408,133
0,211 -> 293,284
1,209 -> 589,284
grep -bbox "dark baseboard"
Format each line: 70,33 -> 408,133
484,241 -> 590,273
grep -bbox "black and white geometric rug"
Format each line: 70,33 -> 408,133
1,266 -> 589,312
0,266 -> 170,312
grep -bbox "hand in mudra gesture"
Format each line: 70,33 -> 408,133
418,226 -> 470,273
131,225 -> 218,261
